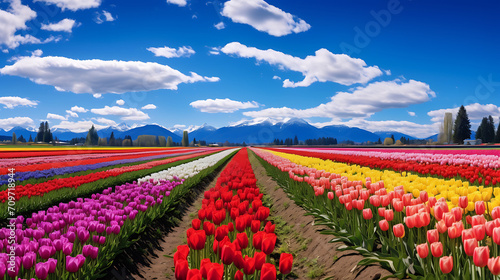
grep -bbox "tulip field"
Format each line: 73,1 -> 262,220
251,147 -> 500,279
1,145 -> 500,280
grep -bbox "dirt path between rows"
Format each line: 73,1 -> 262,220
247,151 -> 394,280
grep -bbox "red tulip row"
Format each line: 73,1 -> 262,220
252,148 -> 500,279
0,148 -> 196,175
265,148 -> 500,186
174,148 -> 293,280
0,149 -> 220,203
0,148 -> 172,159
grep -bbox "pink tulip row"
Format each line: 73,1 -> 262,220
289,148 -> 500,169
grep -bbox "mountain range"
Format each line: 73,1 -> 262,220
0,118 -> 438,144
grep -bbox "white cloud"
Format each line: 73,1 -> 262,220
221,0 -> 310,37
208,47 -> 221,55
312,118 -> 440,139
0,0 -> 38,50
147,46 -> 195,58
141,104 -> 157,110
93,117 -> 117,126
0,96 -> 38,109
427,103 -> 500,122
116,99 -> 125,105
408,111 -> 416,117
52,120 -> 108,133
221,42 -> 383,87
65,110 -> 78,118
214,22 -> 225,30
91,106 -> 150,121
34,0 -> 101,11
0,117 -> 34,130
190,98 -> 260,113
172,124 -> 186,129
244,79 -> 435,119
167,0 -> 187,7
41,19 -> 77,32
272,75 -> 281,80
70,106 -> 88,112
95,10 -> 115,24
47,113 -> 67,120
31,49 -> 43,57
93,94 -> 102,98
0,55 -> 219,94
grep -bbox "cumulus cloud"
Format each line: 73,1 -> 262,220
208,47 -> 221,55
0,0 -> 38,50
147,46 -> 195,58
0,96 -> 38,109
221,0 -> 310,37
167,0 -> 187,7
0,116 -> 34,130
244,79 -> 435,119
52,120 -> 108,133
141,104 -> 156,110
190,98 -> 260,113
408,111 -> 416,117
47,113 -> 67,120
221,42 -> 383,87
91,106 -> 149,120
95,10 -> 115,24
34,0 -> 101,11
272,75 -> 281,80
93,117 -> 117,126
0,55 -> 219,95
214,22 -> 225,30
41,19 -> 77,32
427,103 -> 500,122
116,99 -> 125,105
70,106 -> 88,112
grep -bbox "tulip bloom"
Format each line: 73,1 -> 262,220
244,256 -> 256,275
379,220 -> 389,231
475,201 -> 485,215
237,232 -> 249,249
251,220 -> 261,233
440,256 -> 453,274
260,263 -> 277,280
393,223 -> 405,238
464,238 -> 478,257
192,219 -> 201,230
262,233 -> 277,255
207,263 -> 223,280
488,257 -> 500,275
417,243 -> 429,259
473,224 -> 486,241
221,244 -> 235,265
459,196 -> 468,209
362,208 -> 373,220
431,242 -> 443,258
254,251 -> 266,270
474,246 -> 490,267
279,253 -> 293,275
384,209 -> 394,222
35,262 -> 49,280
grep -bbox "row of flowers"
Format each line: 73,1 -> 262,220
0,149 -> 222,203
174,148 -> 293,280
264,148 -> 499,211
0,148 -> 167,159
269,148 -> 500,187
0,149 -> 206,185
252,148 -> 500,279
297,148 -> 500,169
0,148 -> 237,279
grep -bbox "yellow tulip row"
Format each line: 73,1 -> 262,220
265,149 -> 498,214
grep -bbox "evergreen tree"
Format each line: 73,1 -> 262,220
453,105 -> 471,144
12,132 -> 16,144
166,136 -> 173,147
181,131 -> 189,147
28,135 -> 33,143
109,132 -> 116,146
17,135 -> 26,142
193,138 -> 197,146
377,138 -> 382,145
85,125 -> 99,146
294,135 -> 299,145
36,122 -> 44,142
391,134 -> 395,143
476,118 -> 485,141
495,118 -> 500,143
485,115 -> 496,143
52,136 -> 57,146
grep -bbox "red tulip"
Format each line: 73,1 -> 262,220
473,224 -> 486,241
493,228 -> 500,245
440,256 -> 453,274
221,244 -> 235,265
379,219 -> 389,231
234,251 -> 246,270
255,207 -> 270,221
253,231 -> 264,250
251,220 -> 261,233
203,221 -> 215,236
393,223 -> 405,238
328,192 -> 334,200
393,200 -> 404,212
451,207 -> 462,222
254,251 -> 266,270
475,201 -> 485,215
474,246 -> 490,267
488,257 -> 500,275
237,232 -> 249,249
192,219 -> 201,230
459,196 -> 468,209
262,233 -> 277,255
243,256 -> 256,275
378,207 -> 385,217
492,207 -> 500,220
188,230 -> 206,250
362,208 -> 373,220
447,226 -> 460,239
437,220 -> 447,234
198,208 -> 207,220
215,225 -> 228,242
427,229 -> 439,244
420,191 -> 428,203
443,212 -> 455,227
264,221 -> 275,233
200,259 -> 211,279
234,270 -> 244,280
187,269 -> 202,280
175,259 -> 189,280
207,263 -> 223,280
464,238 -> 478,257
472,215 -> 486,226
417,243 -> 429,259
279,253 -> 293,275
405,215 -> 416,229
431,242 -> 443,258
385,209 -> 394,222
260,263 -> 277,280
235,216 -> 246,232
485,221 -> 495,237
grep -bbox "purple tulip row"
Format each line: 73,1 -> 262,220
0,150 -> 200,185
0,174 -> 185,279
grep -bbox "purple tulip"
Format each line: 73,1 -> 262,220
15,244 -> 25,257
66,231 -> 76,243
99,236 -> 106,245
7,260 -> 19,278
53,239 -> 63,251
33,229 -> 45,240
0,262 -> 5,278
47,258 -> 57,273
62,242 -> 73,255
66,256 -> 80,273
77,228 -> 90,243
35,262 -> 49,279
96,223 -> 105,234
22,252 -> 36,269
38,246 -> 54,259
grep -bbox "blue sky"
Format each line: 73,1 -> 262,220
0,0 -> 499,138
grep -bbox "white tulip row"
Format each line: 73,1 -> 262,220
138,148 -> 240,184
